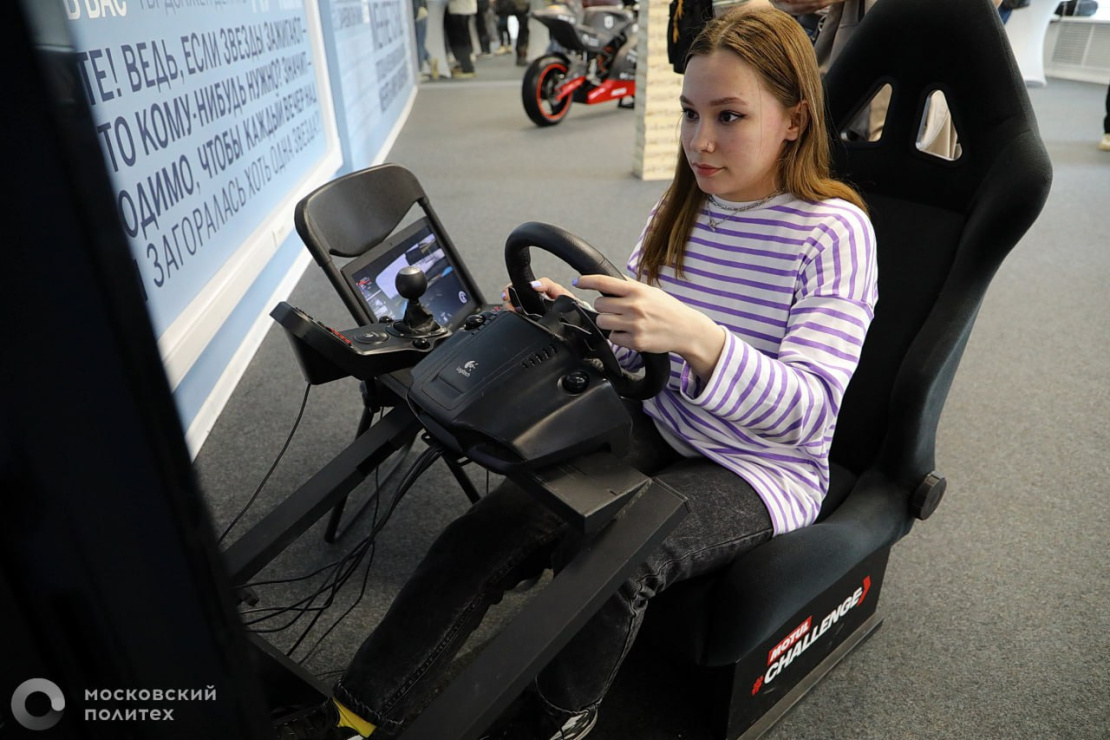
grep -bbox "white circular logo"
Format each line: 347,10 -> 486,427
11,678 -> 65,731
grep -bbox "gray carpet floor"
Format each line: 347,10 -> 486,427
195,53 -> 1110,739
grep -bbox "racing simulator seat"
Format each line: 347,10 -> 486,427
240,0 -> 1052,735
639,0 -> 1053,736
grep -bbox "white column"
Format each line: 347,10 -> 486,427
1004,0 -> 1062,86
633,0 -> 684,180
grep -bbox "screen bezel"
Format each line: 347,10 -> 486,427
339,216 -> 482,330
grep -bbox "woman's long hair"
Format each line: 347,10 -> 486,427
638,5 -> 866,284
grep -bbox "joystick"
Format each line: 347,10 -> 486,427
395,266 -> 439,337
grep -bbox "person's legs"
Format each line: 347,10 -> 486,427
496,13 -> 511,50
475,0 -> 492,54
332,400 -> 679,736
414,16 -> 429,71
320,398 -> 764,738
513,9 -> 529,65
333,482 -> 565,734
1104,79 -> 1109,133
1100,80 -> 1110,151
534,458 -> 774,718
444,12 -> 476,74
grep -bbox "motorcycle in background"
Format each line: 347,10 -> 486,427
521,0 -> 637,126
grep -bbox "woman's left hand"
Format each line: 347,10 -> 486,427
573,274 -> 726,380
500,277 -> 576,311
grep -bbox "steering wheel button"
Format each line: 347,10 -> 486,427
561,371 -> 589,394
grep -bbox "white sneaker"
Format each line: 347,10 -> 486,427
1099,133 -> 1110,152
480,700 -> 597,740
546,706 -> 598,740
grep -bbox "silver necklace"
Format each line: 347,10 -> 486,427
706,191 -> 782,231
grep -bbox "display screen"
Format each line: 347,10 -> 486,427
342,218 -> 478,329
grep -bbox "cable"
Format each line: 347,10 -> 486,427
296,482 -> 382,665
240,411 -> 395,626
239,440 -> 446,657
283,447 -> 389,656
239,424 -> 416,592
278,444 -> 445,653
219,382 -> 312,545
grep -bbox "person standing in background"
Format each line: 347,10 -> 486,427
769,0 -> 876,72
770,0 -> 1004,158
474,0 -> 494,56
493,0 -> 516,55
445,0 -> 478,77
507,0 -> 531,65
771,0 -> 1006,66
413,0 -> 437,80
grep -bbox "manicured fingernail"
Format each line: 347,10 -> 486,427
571,277 -> 579,286
501,291 -> 507,301
530,280 -> 543,289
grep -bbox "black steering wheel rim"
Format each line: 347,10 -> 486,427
504,221 -> 669,401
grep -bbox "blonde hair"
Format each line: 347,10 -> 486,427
638,5 -> 866,284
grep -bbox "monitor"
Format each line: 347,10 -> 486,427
1,3 -> 276,737
340,218 -> 482,330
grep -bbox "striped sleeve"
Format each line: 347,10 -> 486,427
677,207 -> 875,450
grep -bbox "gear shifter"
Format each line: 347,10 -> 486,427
395,266 -> 440,337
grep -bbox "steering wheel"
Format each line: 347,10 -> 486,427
504,221 -> 669,401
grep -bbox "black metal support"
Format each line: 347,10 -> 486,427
249,634 -> 330,715
514,451 -> 656,535
224,404 -> 422,586
400,477 -> 689,740
443,455 -> 483,504
323,404 -> 377,543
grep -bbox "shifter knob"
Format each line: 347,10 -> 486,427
396,266 -> 427,301
395,266 -> 437,337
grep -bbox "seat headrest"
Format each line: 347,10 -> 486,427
824,0 -> 1045,213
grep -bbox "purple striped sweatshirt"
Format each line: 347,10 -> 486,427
613,194 -> 877,534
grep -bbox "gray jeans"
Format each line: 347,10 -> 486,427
334,403 -> 773,733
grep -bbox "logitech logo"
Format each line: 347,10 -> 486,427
455,360 -> 478,378
10,679 -> 65,731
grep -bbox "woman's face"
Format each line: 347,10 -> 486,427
680,51 -> 801,202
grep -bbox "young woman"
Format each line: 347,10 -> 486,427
278,6 -> 876,740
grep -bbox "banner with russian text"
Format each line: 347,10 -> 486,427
65,0 -> 342,386
322,0 -> 416,170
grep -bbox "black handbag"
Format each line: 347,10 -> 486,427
667,0 -> 714,73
